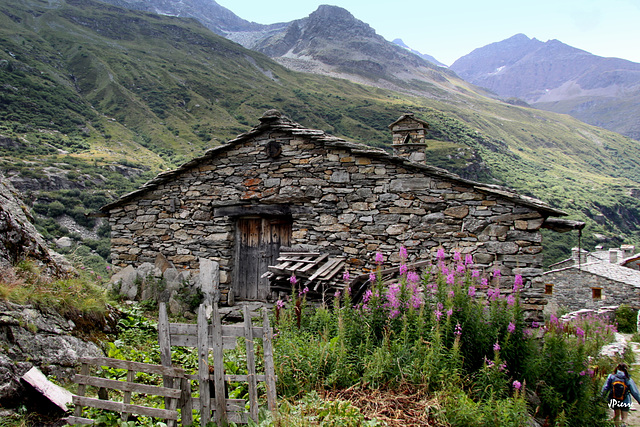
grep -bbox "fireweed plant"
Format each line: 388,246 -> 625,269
272,248 -> 617,426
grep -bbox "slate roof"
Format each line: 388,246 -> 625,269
577,261 -> 640,287
545,250 -> 640,288
388,113 -> 430,129
100,110 -> 568,217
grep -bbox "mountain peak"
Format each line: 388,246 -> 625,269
393,38 -> 409,48
304,4 -> 376,38
312,4 -> 354,18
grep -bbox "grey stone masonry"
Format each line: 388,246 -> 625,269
544,266 -> 640,312
101,111 -> 568,321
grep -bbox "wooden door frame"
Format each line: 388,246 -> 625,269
232,215 -> 292,301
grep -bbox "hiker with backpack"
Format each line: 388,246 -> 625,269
602,363 -> 640,426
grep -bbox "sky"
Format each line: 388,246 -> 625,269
215,0 -> 640,66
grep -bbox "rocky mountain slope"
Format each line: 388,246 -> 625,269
224,5 -> 453,93
1,0 -> 640,264
450,34 -> 640,140
0,172 -> 70,275
96,0 -> 453,95
392,38 -> 446,67
98,0 -> 640,143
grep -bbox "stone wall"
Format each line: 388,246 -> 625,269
544,267 -> 640,312
106,127 -> 551,319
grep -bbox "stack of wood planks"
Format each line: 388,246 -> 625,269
263,252 -> 348,296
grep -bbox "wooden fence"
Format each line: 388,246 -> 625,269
66,357 -> 185,426
158,302 -> 277,425
67,303 -> 277,426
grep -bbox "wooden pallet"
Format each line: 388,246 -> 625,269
263,252 -> 347,295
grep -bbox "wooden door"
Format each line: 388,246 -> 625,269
235,217 -> 291,300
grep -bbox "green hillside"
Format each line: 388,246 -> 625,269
1,0 -> 639,266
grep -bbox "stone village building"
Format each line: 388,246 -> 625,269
544,245 -> 640,313
99,111 -> 581,321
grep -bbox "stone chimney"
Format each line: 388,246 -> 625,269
621,244 -> 635,260
571,247 -> 587,265
609,248 -> 620,264
388,113 -> 429,164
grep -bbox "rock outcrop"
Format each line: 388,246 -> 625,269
0,172 -> 71,275
0,301 -> 106,408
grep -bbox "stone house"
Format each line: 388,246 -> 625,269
99,110 -> 577,320
543,245 -> 640,313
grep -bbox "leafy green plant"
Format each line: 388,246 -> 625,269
272,248 -> 617,426
615,304 -> 637,333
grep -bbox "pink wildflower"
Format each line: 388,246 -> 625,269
407,271 -> 420,283
409,294 -> 423,309
436,248 -> 445,261
471,270 -> 480,278
454,323 -> 462,336
363,289 -> 373,303
386,284 -> 401,318
480,277 -> 488,288
289,275 -> 297,285
369,271 -> 376,283
276,300 -> 285,309
465,253 -> 474,266
399,263 -> 408,276
493,269 -> 501,278
507,294 -> 515,306
446,273 -> 455,285
399,246 -> 408,259
446,308 -> 453,317
493,342 -> 501,352
343,270 -> 350,283
456,264 -> 465,273
513,275 -> 523,292
507,321 -> 516,333
513,380 -> 522,390
434,310 -> 443,321
453,252 -> 462,262
468,286 -> 476,298
375,252 -> 384,265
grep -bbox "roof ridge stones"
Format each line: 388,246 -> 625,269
100,110 -> 566,217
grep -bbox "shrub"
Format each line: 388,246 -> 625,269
47,200 -> 65,217
615,304 -> 637,333
272,248 -> 616,426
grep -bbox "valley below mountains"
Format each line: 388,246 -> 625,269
1,0 -> 640,265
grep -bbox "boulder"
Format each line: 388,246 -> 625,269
0,301 -> 104,409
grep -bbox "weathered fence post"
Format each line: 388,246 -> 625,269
197,304 -> 211,425
262,308 -> 278,412
199,258 -> 220,318
211,303 -> 227,424
243,305 -> 259,422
